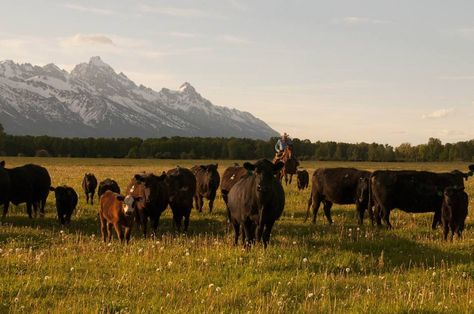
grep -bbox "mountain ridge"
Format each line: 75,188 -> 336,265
0,56 -> 278,139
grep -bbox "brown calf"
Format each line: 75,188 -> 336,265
99,190 -> 137,243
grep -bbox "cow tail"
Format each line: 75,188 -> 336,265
305,190 -> 313,222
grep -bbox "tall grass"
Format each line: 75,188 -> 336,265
0,158 -> 473,313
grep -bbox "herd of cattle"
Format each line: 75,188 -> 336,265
0,160 -> 473,246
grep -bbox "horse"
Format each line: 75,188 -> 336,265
273,146 -> 299,185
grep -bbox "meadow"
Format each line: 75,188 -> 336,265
1,157 -> 473,313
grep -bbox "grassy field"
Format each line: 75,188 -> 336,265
1,157 -> 473,313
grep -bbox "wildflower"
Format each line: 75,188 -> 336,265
138,248 -> 143,254
185,251 -> 190,256
203,258 -> 208,263
462,272 -> 467,278
44,276 -> 51,280
167,261 -> 173,267
216,287 -> 221,292
432,271 -> 436,277
307,293 -> 314,298
208,283 -> 214,289
345,267 -> 351,273
302,258 -> 308,263
166,293 -> 170,298
70,267 -> 75,272
292,241 -> 297,245
366,288 -> 371,294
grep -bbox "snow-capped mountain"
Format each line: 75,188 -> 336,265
0,57 -> 278,139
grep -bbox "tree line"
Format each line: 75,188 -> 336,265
0,125 -> 472,161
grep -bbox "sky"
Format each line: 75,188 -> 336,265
0,0 -> 473,146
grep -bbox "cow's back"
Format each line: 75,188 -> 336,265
221,166 -> 247,195
227,175 -> 257,221
100,191 -> 121,222
313,168 -> 369,204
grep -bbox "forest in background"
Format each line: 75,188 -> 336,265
0,124 -> 472,161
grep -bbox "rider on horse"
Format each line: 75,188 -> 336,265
274,133 -> 293,163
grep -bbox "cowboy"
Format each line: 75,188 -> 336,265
275,133 -> 293,153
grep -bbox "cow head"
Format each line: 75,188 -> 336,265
443,186 -> 465,207
356,177 -> 370,204
49,185 -> 74,204
84,173 -> 96,185
244,159 -> 283,198
199,164 -> 219,189
0,161 -> 4,168
118,193 -> 141,216
165,169 -> 190,202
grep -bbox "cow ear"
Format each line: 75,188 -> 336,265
0,161 -> 4,168
200,165 -> 206,170
134,174 -> 144,182
273,162 -> 284,172
243,162 -> 255,171
158,173 -> 167,181
49,186 -> 56,191
215,163 -> 218,169
116,195 -> 125,201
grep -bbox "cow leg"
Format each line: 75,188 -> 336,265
241,224 -> 246,245
284,172 -> 288,186
85,193 -> 89,204
431,210 -> 441,230
151,214 -> 161,238
356,202 -> 365,225
140,214 -> 148,238
198,196 -> 204,213
184,210 -> 191,232
322,201 -> 333,224
2,201 -> 9,219
311,196 -> 322,224
107,223 -> 113,242
193,194 -> 199,211
100,218 -> 107,242
114,223 -> 124,243
382,208 -> 392,229
262,221 -> 275,249
26,202 -> 33,219
256,223 -> 264,243
374,205 -> 382,227
289,174 -> 293,184
173,213 -> 182,232
442,222 -> 449,241
232,222 -> 240,245
124,226 -> 132,244
243,219 -> 255,248
209,198 -> 214,213
40,198 -> 46,217
91,193 -> 94,206
33,202 -> 40,218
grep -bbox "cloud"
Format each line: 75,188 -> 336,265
227,0 -> 248,11
334,17 -> 392,26
63,3 -> 115,16
61,34 -> 116,47
454,27 -> 474,38
422,108 -> 454,119
168,32 -> 200,38
219,35 -> 252,45
138,4 -> 221,19
437,75 -> 474,80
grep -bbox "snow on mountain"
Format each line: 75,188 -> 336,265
0,57 -> 278,139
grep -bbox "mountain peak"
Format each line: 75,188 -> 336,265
179,82 -> 196,93
89,56 -> 110,68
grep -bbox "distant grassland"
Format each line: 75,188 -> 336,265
1,157 -> 473,313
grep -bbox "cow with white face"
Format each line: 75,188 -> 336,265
99,191 -> 135,244
126,173 -> 169,238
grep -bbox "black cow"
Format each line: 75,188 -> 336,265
296,170 -> 309,190
166,167 -> 196,232
369,168 -> 470,229
227,159 -> 285,248
50,185 -> 78,225
0,162 -> 11,219
305,168 -> 371,225
1,161 -> 51,218
191,164 -> 220,213
126,173 -> 168,237
82,173 -> 98,205
441,186 -> 468,241
98,179 -> 120,198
